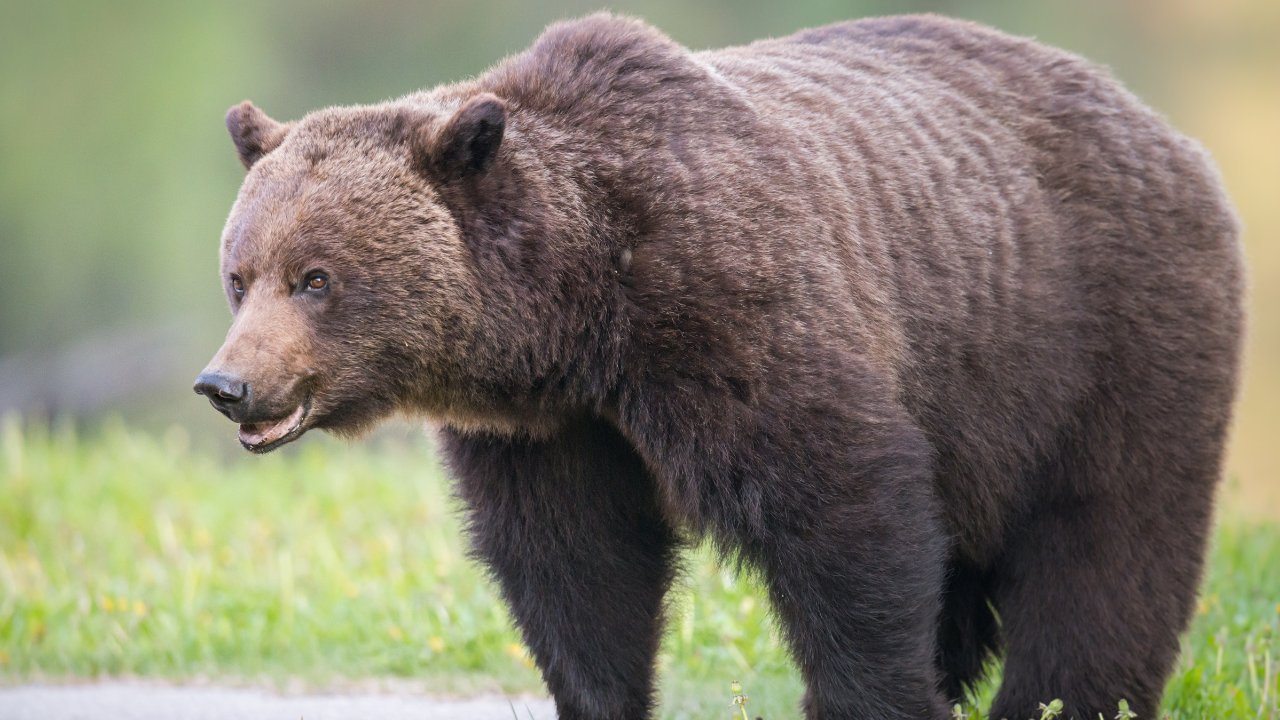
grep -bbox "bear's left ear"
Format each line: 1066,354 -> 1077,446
416,93 -> 506,179
226,101 -> 293,170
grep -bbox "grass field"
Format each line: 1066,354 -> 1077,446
0,416 -> 1276,719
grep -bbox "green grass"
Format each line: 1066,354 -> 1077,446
0,416 -> 1276,719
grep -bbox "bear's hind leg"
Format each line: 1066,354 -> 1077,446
989,397 -> 1222,720
441,418 -> 680,720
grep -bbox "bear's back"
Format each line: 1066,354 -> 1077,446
689,13 -> 1239,390
693,14 -> 1239,305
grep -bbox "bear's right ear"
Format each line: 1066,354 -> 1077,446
414,93 -> 506,179
226,101 -> 293,170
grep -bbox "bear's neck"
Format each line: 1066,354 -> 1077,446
428,39 -> 758,430
419,110 -> 630,429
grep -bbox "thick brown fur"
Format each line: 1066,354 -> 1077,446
198,14 -> 1244,720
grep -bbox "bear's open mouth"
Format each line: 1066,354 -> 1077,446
238,401 -> 309,453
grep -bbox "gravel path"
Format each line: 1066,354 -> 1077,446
0,682 -> 558,720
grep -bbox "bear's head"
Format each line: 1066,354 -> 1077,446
194,94 -> 512,453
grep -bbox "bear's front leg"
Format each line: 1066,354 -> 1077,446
623,378 -> 950,720
440,417 -> 680,720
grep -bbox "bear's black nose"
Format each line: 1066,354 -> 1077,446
194,371 -> 249,418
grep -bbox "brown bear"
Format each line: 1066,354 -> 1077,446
194,13 -> 1243,720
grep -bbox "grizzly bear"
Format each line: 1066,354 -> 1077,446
194,13 -> 1243,720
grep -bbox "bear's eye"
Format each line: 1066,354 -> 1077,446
230,276 -> 244,296
305,272 -> 328,292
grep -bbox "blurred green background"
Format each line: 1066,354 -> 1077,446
1,0 -> 1276,514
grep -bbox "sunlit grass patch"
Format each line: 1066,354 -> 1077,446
0,416 -> 538,692
0,416 -> 1277,718
1158,519 -> 1280,719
